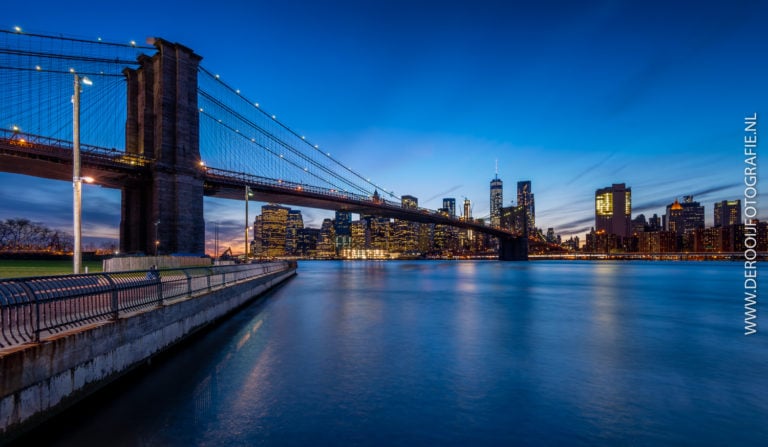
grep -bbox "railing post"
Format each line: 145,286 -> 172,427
184,270 -> 192,297
207,268 -> 212,292
17,281 -> 39,343
156,272 -> 164,306
103,274 -> 119,320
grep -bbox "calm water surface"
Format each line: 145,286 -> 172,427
35,261 -> 768,446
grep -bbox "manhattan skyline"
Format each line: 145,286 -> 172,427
1,0 -> 766,252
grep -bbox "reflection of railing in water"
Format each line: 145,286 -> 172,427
0,261 -> 294,348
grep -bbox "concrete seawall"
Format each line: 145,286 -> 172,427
0,266 -> 296,441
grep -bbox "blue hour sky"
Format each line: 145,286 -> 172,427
2,0 -> 767,252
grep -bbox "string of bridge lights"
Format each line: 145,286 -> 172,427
198,106 -> 359,196
197,88 -> 374,197
6,26 -> 154,50
4,26 -> 398,199
198,66 -> 399,200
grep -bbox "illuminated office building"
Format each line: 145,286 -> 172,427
393,195 -> 419,252
443,198 -> 456,218
261,204 -> 290,257
714,200 -> 741,227
490,175 -> 503,228
665,196 -> 704,236
285,209 -> 304,255
595,183 -> 631,238
517,181 -> 535,235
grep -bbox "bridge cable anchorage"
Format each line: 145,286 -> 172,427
197,66 -> 399,201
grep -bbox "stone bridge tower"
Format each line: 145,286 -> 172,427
120,38 -> 205,255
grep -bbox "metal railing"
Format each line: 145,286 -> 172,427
0,261 -> 294,349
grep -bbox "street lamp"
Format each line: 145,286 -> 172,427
72,74 -> 92,274
154,220 -> 160,256
245,185 -> 253,259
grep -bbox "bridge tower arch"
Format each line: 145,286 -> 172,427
121,39 -> 205,255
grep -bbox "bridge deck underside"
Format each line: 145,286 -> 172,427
0,141 -> 147,188
0,141 -> 518,240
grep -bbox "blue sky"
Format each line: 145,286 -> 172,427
2,0 -> 767,252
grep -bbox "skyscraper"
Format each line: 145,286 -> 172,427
443,198 -> 456,218
285,209 -> 304,255
714,200 -> 741,227
334,211 -> 352,252
394,195 -> 419,252
261,204 -> 290,257
517,181 -> 535,235
665,196 -> 704,236
595,183 -> 631,238
463,198 -> 472,220
490,175 -> 503,228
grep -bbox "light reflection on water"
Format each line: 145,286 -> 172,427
33,261 -> 768,446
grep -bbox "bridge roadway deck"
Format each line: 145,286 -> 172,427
0,135 -> 517,239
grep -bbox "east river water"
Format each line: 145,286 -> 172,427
26,261 -> 768,446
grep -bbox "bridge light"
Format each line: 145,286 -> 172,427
254,102 -> 259,107
314,144 -> 319,149
130,40 -> 136,47
301,136 -> 305,139
199,161 -> 205,167
271,115 -> 276,119
13,26 -> 22,33
199,108 -> 204,112
35,65 -> 41,71
97,37 -> 102,41
251,138 -> 255,142
69,68 -> 75,73
82,176 -> 95,183
215,74 -> 220,79
81,77 -> 93,86
236,89 -> 240,94
12,125 -> 20,132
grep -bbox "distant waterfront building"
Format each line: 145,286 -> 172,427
251,215 -> 263,257
647,214 -> 662,232
517,181 -> 535,235
261,204 -> 290,257
443,198 -> 456,218
463,198 -> 472,221
665,196 -> 704,236
285,209 -> 304,255
370,216 -> 391,251
334,211 -> 352,252
490,175 -> 503,228
317,218 -> 336,257
296,228 -> 320,257
351,220 -> 366,249
546,227 -> 556,243
595,183 -> 631,238
714,200 -> 741,227
393,196 -> 419,252
637,230 -> 677,253
631,214 -> 647,235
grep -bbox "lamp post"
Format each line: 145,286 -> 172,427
245,186 -> 253,259
154,220 -> 160,256
72,74 -> 92,274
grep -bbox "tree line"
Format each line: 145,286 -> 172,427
0,218 -> 73,252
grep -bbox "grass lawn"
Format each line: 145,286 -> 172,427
0,260 -> 103,278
